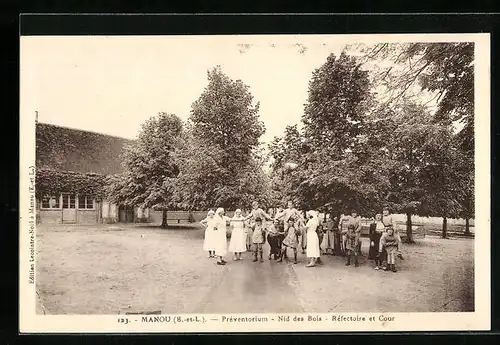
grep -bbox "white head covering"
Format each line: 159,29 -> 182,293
207,210 -> 215,216
307,210 -> 318,219
306,210 -> 319,229
215,208 -> 225,222
232,209 -> 243,220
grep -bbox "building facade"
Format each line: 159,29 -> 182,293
36,122 -> 150,225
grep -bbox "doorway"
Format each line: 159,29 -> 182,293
62,193 -> 76,223
118,205 -> 135,223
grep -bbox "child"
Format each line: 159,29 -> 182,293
345,224 -> 361,267
274,205 -> 286,235
379,227 -> 401,272
282,201 -> 305,254
381,207 -> 404,265
369,213 -> 386,270
278,217 -> 300,264
316,223 -> 323,255
339,214 -> 348,256
321,216 -> 335,255
283,201 -> 303,223
251,218 -> 266,262
333,215 -> 343,256
245,221 -> 253,252
267,219 -> 284,260
245,201 -> 273,225
274,205 -> 286,222
349,210 -> 363,255
200,210 -> 216,258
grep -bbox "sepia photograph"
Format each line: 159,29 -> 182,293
19,33 -> 490,332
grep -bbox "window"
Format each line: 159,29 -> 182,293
41,196 -> 60,209
78,195 -> 94,209
62,194 -> 76,209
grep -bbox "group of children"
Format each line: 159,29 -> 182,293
200,202 -> 403,271
319,207 -> 403,272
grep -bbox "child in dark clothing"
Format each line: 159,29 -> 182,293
345,224 -> 361,267
379,227 -> 401,272
267,219 -> 284,260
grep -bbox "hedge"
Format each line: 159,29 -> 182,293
36,122 -> 132,175
35,168 -> 106,200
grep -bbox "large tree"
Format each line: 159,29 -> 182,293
347,42 -> 475,234
105,113 -> 183,227
271,53 -> 381,216
302,52 -> 373,155
267,124 -> 305,206
175,66 -> 268,210
352,44 -> 474,198
377,99 -> 464,242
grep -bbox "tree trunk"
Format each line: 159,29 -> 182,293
465,217 -> 471,236
161,209 -> 168,228
442,216 -> 447,239
406,212 -> 414,243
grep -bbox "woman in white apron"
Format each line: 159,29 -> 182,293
228,209 -> 247,260
304,210 -> 321,267
200,210 -> 216,258
213,208 -> 228,265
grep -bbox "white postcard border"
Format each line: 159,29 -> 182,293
19,32 -> 491,333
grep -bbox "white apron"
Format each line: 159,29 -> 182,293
306,218 -> 320,258
203,218 -> 216,251
213,216 -> 228,257
228,218 -> 247,253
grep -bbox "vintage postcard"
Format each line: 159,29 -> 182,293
19,33 -> 490,333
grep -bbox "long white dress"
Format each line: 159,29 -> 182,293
306,218 -> 320,258
228,217 -> 247,253
202,217 -> 216,252
213,215 -> 228,257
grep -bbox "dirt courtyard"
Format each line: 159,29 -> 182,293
35,223 -> 474,315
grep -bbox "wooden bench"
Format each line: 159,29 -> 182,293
166,217 -> 191,224
166,212 -> 192,224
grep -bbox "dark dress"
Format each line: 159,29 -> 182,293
369,221 -> 387,262
368,223 -> 382,260
317,224 -> 324,250
333,220 -> 343,256
267,225 -> 284,257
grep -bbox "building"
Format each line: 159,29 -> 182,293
36,122 -> 151,225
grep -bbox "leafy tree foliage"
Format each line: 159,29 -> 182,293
346,42 -> 475,235
268,124 -> 305,206
105,113 -> 183,226
36,168 -> 106,199
269,53 -> 382,216
379,99 -> 460,242
297,53 -> 377,215
302,52 -> 373,156
269,48 -> 472,241
175,66 -> 269,210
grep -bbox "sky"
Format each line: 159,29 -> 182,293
21,34 -> 474,144
21,35 -> 352,144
